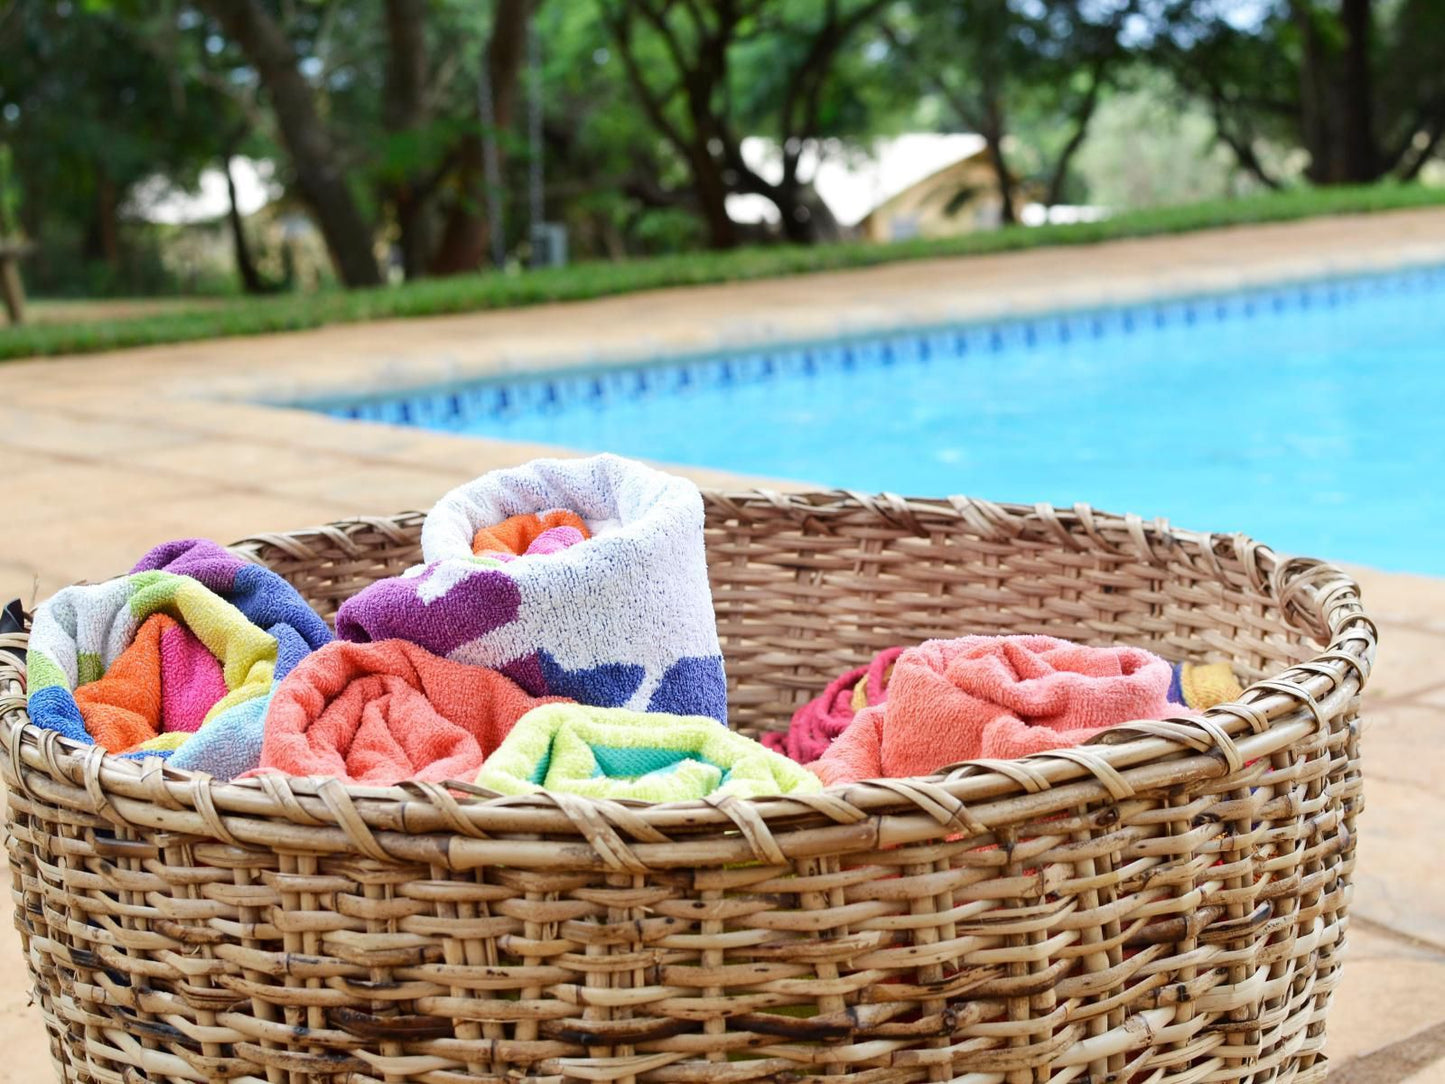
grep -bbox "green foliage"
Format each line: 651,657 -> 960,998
4,183 -> 1442,361
0,2 -> 253,292
0,144 -> 18,238
1074,75 -> 1264,207
1146,0 -> 1445,185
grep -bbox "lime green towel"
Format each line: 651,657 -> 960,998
475,703 -> 822,801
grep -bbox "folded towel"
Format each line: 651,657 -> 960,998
1169,661 -> 1244,710
131,539 -> 334,778
762,647 -> 903,764
336,454 -> 728,722
472,510 -> 590,561
27,571 -> 278,756
251,639 -> 565,786
813,635 -> 1174,786
475,703 -> 821,801
72,613 -> 229,752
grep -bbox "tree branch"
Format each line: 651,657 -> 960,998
1397,119 -> 1444,180
877,19 -> 982,130
599,3 -> 691,157
1045,60 -> 1107,206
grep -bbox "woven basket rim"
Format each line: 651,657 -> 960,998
0,489 -> 1375,869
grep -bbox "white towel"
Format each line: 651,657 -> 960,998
336,454 -> 728,722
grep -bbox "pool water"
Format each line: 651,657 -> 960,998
314,264 -> 1445,574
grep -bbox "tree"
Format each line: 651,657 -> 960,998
428,0 -> 538,274
0,145 -> 19,241
1151,0 -> 1445,186
0,2 -> 233,293
881,0 -> 1130,224
194,0 -> 382,287
598,0 -> 893,247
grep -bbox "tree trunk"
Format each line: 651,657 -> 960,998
981,130 -> 1017,226
223,155 -> 270,295
691,150 -> 739,249
84,170 -> 121,267
773,181 -> 841,244
1339,0 -> 1378,182
385,0 -> 434,279
199,0 -> 382,287
430,0 -> 532,275
1045,66 -> 1105,207
1291,1 -> 1337,182
980,78 -> 1017,226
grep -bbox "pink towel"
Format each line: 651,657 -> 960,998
763,647 -> 903,764
72,613 -> 229,754
814,635 -> 1174,785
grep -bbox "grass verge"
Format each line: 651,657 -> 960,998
4,182 -> 1442,361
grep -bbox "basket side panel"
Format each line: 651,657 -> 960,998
701,500 -> 1323,738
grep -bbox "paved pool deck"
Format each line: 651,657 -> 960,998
1,208 -> 1444,1081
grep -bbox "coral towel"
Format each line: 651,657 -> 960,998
475,703 -> 822,802
762,647 -> 902,764
813,635 -> 1174,785
336,455 -> 728,723
254,639 -> 566,786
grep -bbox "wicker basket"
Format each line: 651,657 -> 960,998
0,491 -> 1374,1084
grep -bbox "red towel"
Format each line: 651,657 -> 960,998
253,639 -> 567,785
814,636 -> 1174,785
762,647 -> 903,764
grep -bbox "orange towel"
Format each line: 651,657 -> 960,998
471,510 -> 590,558
254,639 -> 568,785
814,635 -> 1174,785
73,613 -> 229,754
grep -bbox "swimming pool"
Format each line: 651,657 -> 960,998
312,263 -> 1445,575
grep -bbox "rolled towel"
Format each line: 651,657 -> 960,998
476,703 -> 822,802
762,647 -> 903,764
27,571 -> 278,757
814,635 -> 1174,786
336,454 -> 728,723
251,639 -> 566,786
1169,661 -> 1244,710
131,539 -> 334,779
72,613 -> 229,752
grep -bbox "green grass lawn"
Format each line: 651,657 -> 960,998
4,182 -> 1443,362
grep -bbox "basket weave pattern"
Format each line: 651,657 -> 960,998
0,492 -> 1373,1083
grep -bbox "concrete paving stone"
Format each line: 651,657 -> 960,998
1325,927 -> 1445,1065
2,457 -> 217,524
1352,565 -> 1445,634
1333,1019 -> 1445,1084
0,490 -> 354,590
0,560 -> 55,607
1404,1068 -> 1445,1083
1352,774 -> 1445,952
1354,622 -> 1445,702
261,461 -> 474,513
0,404 -> 200,459
119,434 -> 401,486
1362,705 -> 1445,794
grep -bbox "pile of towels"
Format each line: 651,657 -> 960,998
24,453 -> 1245,799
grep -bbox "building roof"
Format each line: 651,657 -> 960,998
727,133 -> 988,228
